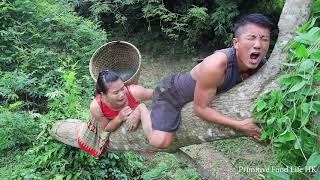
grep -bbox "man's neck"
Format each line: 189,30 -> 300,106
235,51 -> 249,72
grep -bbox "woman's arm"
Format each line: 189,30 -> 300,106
90,99 -> 130,132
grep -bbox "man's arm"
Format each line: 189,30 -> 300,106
128,85 -> 153,102
193,53 -> 261,138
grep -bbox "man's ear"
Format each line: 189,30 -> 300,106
232,37 -> 239,50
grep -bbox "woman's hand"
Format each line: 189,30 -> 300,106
118,106 -> 133,122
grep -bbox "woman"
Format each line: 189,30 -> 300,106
77,69 -> 153,157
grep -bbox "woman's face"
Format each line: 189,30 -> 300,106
103,78 -> 127,108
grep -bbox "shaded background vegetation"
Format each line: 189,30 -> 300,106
68,0 -> 283,57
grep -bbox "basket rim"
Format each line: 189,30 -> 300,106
89,41 -> 142,83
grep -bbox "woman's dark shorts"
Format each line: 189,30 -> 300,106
151,72 -> 196,132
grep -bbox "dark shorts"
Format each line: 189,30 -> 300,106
151,72 -> 196,132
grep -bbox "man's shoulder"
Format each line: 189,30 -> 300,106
214,47 -> 235,55
203,51 -> 228,69
197,47 -> 234,64
194,53 -> 228,81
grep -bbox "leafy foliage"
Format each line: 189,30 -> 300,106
142,153 -> 198,180
0,0 -> 146,179
0,68 -> 145,179
253,1 -> 320,178
46,69 -> 86,120
0,0 -> 106,109
0,71 -> 36,103
68,0 -> 283,55
10,134 -> 144,179
0,102 -> 41,151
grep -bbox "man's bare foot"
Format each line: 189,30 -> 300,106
126,106 -> 141,131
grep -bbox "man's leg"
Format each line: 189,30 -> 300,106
138,103 -> 173,149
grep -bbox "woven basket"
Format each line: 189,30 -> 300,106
89,41 -> 141,84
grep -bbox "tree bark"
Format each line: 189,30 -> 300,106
50,0 -> 313,152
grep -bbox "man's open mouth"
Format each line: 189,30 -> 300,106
250,52 -> 260,60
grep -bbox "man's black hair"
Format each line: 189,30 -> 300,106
234,13 -> 272,37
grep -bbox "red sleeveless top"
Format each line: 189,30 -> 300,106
95,85 -> 138,119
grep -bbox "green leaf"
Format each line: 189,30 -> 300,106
8,101 -> 24,110
313,101 -> 320,111
267,171 -> 290,180
295,27 -> 320,45
299,59 -> 314,72
278,131 -> 296,143
301,103 -> 311,113
260,131 -> 268,140
277,74 -> 303,86
295,44 -> 308,58
267,117 -> 276,126
288,80 -> 306,93
294,137 -> 301,149
256,100 -> 267,112
314,71 -> 320,80
311,1 -> 320,14
303,126 -> 317,136
310,50 -> 320,62
306,152 -> 320,167
281,62 -> 298,67
297,17 -> 318,32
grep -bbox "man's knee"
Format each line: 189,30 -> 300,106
149,132 -> 172,149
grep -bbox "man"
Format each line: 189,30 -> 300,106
139,13 -> 272,148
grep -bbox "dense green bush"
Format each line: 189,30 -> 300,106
0,1 -> 147,179
0,102 -> 41,151
0,0 -> 106,109
0,68 -> 145,179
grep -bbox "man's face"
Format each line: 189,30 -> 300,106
233,23 -> 270,70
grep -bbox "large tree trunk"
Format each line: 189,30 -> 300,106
51,0 -> 313,152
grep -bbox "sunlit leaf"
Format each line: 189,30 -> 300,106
306,152 -> 320,167
256,100 -> 267,112
311,1 -> 320,14
295,44 -> 308,58
294,137 -> 301,149
299,59 -> 314,72
288,80 -> 306,93
267,171 -> 290,180
295,27 -> 320,45
278,131 -> 296,143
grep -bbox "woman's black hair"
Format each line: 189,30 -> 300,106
96,69 -> 121,94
